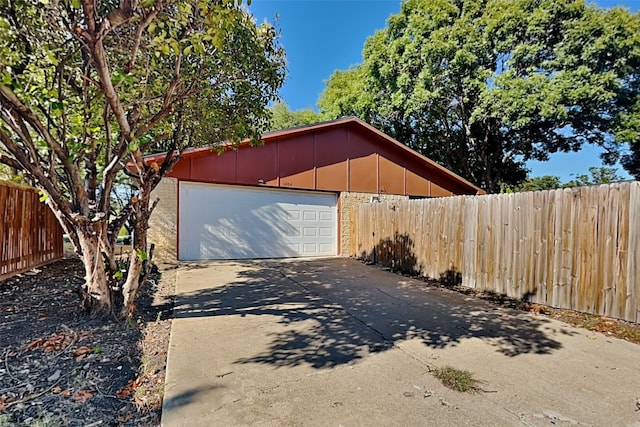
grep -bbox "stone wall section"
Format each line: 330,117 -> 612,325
339,192 -> 408,256
148,177 -> 178,261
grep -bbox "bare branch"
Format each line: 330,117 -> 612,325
163,52 -> 183,110
0,154 -> 22,170
0,104 -> 43,167
80,0 -> 97,38
108,204 -> 133,248
127,0 -> 163,71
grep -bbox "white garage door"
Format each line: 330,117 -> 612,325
178,182 -> 337,260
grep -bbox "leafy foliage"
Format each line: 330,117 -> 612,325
515,166 -> 624,191
269,102 -> 322,131
563,166 -> 623,187
516,175 -> 563,192
319,0 -> 640,193
0,0 -> 285,317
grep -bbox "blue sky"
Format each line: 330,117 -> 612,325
248,0 -> 639,182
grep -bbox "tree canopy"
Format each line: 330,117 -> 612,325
515,166 -> 623,191
319,0 -> 640,192
269,102 -> 322,131
0,0 -> 285,317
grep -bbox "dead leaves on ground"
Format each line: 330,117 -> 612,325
525,303 -> 551,316
22,329 -> 94,354
22,333 -> 71,352
116,376 -> 142,399
71,389 -> 94,403
73,346 -> 94,361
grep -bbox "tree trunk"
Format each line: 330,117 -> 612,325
119,185 -> 153,319
77,225 -> 112,315
121,249 -> 143,318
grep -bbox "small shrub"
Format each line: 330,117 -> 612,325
433,366 -> 480,392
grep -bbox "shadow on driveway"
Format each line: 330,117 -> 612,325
172,258 -> 565,370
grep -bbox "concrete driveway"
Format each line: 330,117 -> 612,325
162,258 -> 640,426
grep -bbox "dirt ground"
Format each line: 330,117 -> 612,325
0,257 -> 175,426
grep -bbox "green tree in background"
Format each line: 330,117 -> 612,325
516,175 -> 563,192
564,166 -> 623,187
620,104 -> 640,179
319,0 -> 640,193
269,102 -> 322,130
0,0 -> 285,317
516,166 -> 623,191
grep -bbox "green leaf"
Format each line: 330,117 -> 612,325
50,101 -> 63,117
139,133 -> 153,145
1,71 -> 12,85
136,249 -> 148,261
128,140 -> 139,152
38,190 -> 48,203
170,40 -> 181,55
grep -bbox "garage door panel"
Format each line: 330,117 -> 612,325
179,183 -> 337,260
319,227 -> 333,237
319,243 -> 333,252
303,228 -> 317,237
319,211 -> 333,221
303,243 -> 317,253
303,211 -> 317,221
288,210 -> 301,221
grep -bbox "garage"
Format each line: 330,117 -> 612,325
178,182 -> 337,260
147,117 -> 484,261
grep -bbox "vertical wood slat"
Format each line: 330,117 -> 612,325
350,181 -> 640,323
0,181 -> 64,280
626,182 -> 640,322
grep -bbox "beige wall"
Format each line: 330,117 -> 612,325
148,177 -> 178,261
339,192 -> 408,256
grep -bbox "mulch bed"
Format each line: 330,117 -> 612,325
0,257 -> 175,426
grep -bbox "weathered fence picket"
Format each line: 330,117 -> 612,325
350,181 -> 640,323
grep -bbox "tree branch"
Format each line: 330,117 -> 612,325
0,132 -> 75,223
0,85 -> 88,214
127,0 -> 163,71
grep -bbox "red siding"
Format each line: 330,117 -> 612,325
278,134 -> 315,189
191,150 -> 237,183
379,156 -> 405,195
160,118 -> 483,196
237,143 -> 278,186
316,127 -> 349,191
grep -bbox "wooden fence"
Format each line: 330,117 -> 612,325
0,181 -> 64,280
350,181 -> 640,323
